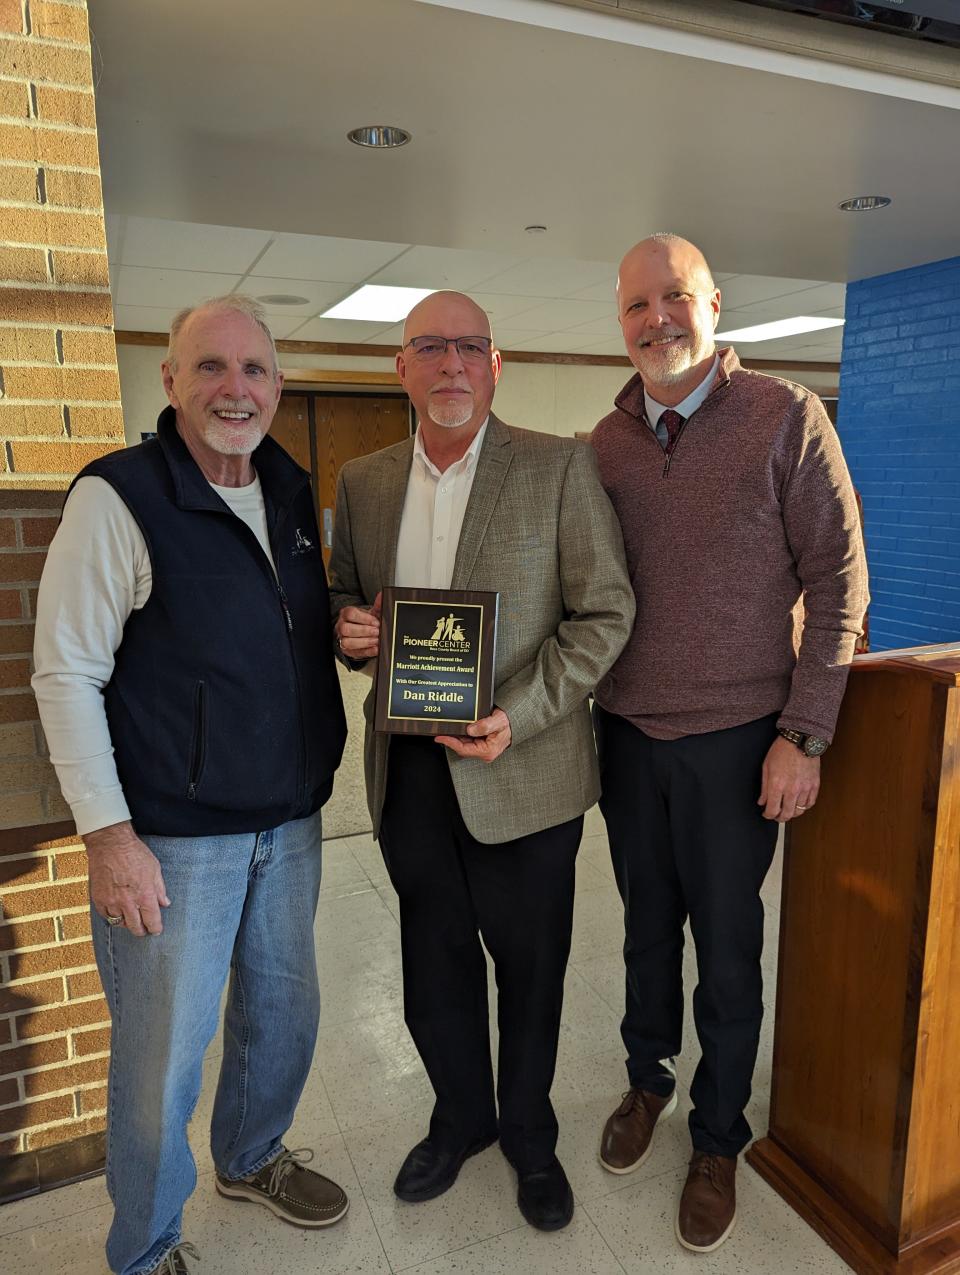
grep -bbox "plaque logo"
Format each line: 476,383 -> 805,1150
401,611 -> 472,652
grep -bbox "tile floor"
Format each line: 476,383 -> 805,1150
0,810 -> 850,1273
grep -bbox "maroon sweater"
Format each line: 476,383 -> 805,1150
591,348 -> 868,741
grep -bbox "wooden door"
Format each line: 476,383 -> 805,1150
269,395 -> 311,470
267,392 -> 410,563
313,396 -> 409,558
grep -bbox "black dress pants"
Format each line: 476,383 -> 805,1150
379,734 -> 582,1173
594,706 -> 779,1157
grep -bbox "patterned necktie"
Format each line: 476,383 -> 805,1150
659,409 -> 685,455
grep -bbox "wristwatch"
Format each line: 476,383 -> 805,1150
777,727 -> 829,757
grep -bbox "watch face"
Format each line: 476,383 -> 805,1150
804,736 -> 828,757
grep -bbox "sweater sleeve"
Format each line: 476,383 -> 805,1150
777,400 -> 869,740
31,477 -> 152,835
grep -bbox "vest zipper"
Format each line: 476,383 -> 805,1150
278,583 -> 294,632
187,680 -> 206,800
275,579 -> 305,802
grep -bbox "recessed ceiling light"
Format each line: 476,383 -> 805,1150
322,285 -> 434,323
715,316 -> 845,343
838,195 -> 892,212
525,225 -> 548,234
347,125 -> 411,148
257,294 -> 310,306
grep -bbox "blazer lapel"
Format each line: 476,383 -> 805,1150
378,438 -> 414,589
452,415 -> 513,588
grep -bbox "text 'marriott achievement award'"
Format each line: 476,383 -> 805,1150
375,586 -> 498,735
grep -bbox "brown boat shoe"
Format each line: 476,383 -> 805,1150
215,1147 -> 349,1228
599,1087 -> 678,1173
676,1151 -> 737,1252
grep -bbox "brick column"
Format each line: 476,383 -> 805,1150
0,0 -> 123,1190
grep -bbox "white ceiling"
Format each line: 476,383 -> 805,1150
107,214 -> 847,359
90,0 -> 960,362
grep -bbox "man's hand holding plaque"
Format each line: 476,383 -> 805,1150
336,590 -> 382,661
436,708 -> 512,763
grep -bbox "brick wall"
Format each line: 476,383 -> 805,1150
1,0 -> 122,1171
838,257 -> 960,651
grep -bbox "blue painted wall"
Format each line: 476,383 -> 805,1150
838,257 -> 960,651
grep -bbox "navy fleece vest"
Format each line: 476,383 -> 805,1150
75,407 -> 346,836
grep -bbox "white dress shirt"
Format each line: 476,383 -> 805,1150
32,472 -> 275,835
394,419 -> 488,589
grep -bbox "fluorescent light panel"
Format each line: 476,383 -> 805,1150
322,285 -> 434,322
715,316 -> 845,343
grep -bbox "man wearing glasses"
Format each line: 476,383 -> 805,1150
329,291 -> 633,1232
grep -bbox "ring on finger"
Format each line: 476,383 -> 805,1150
105,913 -> 125,926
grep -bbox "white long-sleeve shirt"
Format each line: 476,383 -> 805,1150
32,474 -> 275,835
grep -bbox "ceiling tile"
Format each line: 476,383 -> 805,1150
718,275 -> 827,309
367,246 -> 528,290
369,323 -> 404,347
565,272 -> 620,303
571,336 -> 631,356
105,214 -> 125,265
472,257 -> 618,299
253,234 -> 408,284
495,298 -> 617,332
503,332 -> 608,352
112,304 -> 179,334
262,313 -> 316,340
492,329 -> 551,350
119,217 -> 272,274
559,313 -> 623,339
470,292 -> 559,324
774,282 -> 846,311
284,316 -> 395,343
732,333 -> 843,360
242,277 -> 347,312
114,266 -> 244,309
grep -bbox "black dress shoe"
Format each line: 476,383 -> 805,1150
394,1132 -> 498,1202
516,1157 -> 574,1231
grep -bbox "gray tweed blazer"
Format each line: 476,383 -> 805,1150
328,414 -> 634,844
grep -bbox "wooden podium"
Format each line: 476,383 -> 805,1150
748,644 -> 960,1274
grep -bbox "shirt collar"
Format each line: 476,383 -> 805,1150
413,416 -> 489,479
643,354 -> 720,429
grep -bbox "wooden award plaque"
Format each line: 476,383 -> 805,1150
375,586 -> 499,736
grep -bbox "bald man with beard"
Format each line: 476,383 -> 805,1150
590,235 -> 868,1252
329,291 -> 634,1232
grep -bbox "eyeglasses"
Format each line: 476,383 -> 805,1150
403,335 -> 493,363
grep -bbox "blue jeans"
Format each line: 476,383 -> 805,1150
91,811 -> 324,1275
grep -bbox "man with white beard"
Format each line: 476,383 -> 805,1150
590,235 -> 868,1252
329,290 -> 634,1232
33,297 -> 348,1275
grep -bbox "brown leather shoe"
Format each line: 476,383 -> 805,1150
676,1151 -> 737,1252
599,1087 -> 678,1173
216,1147 -> 349,1228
